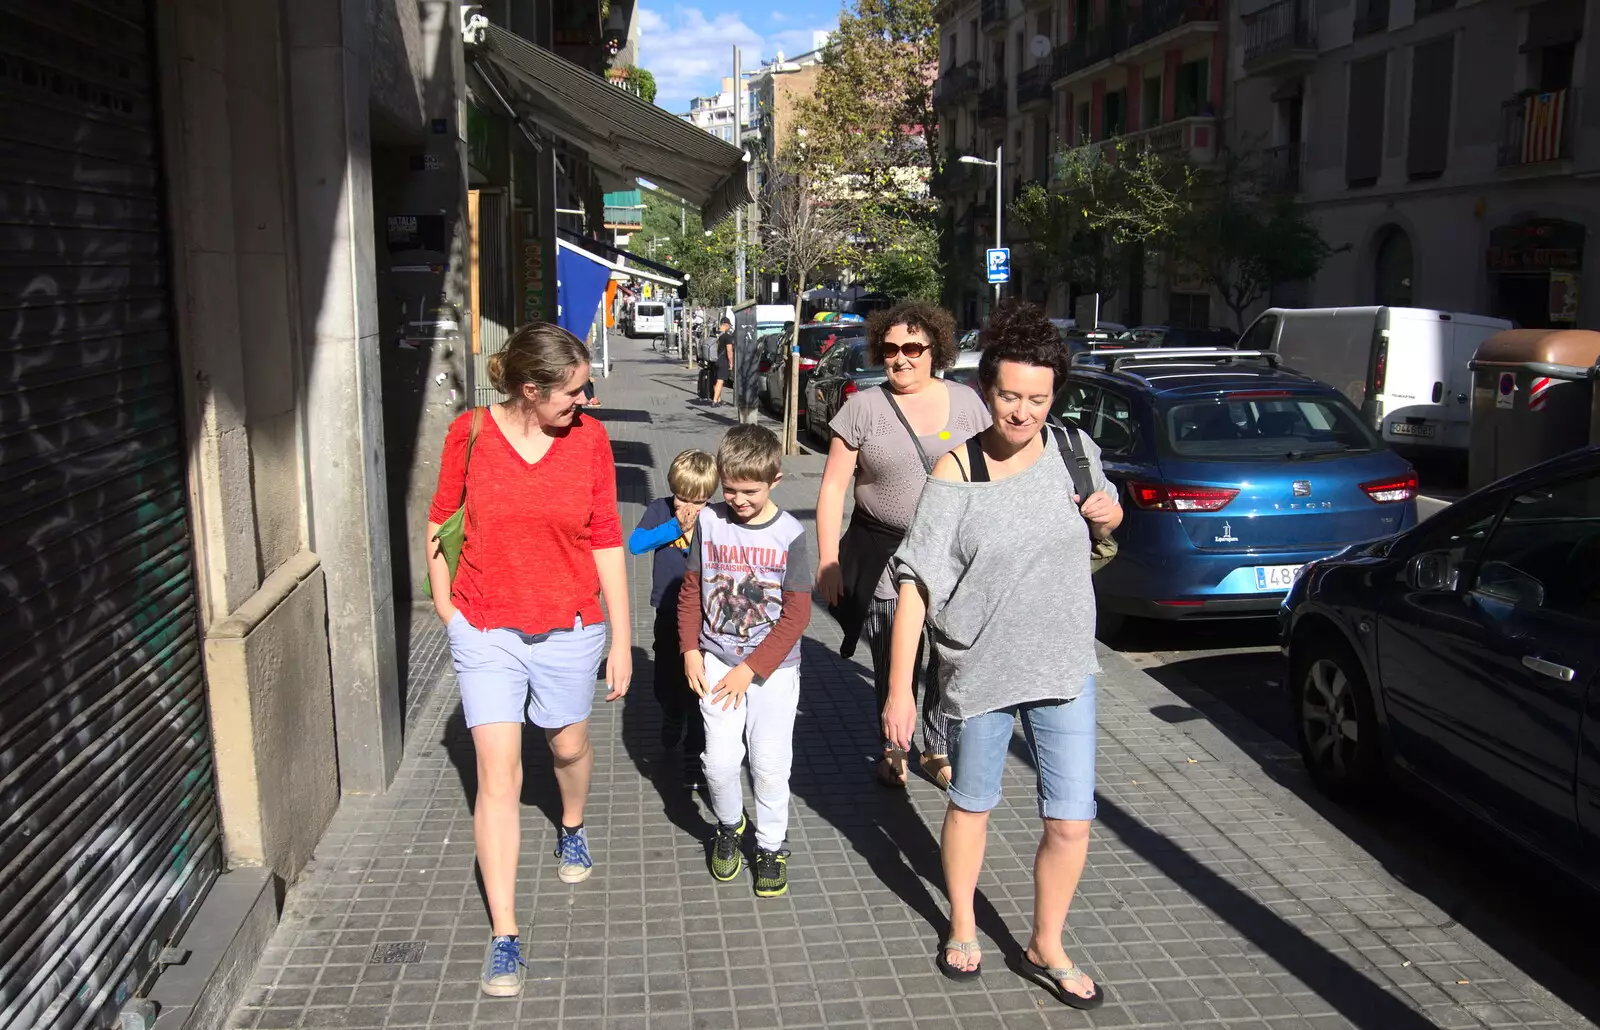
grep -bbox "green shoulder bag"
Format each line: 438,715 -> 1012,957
428,407 -> 485,596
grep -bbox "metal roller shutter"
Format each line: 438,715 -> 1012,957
474,189 -> 513,408
0,2 -> 220,1028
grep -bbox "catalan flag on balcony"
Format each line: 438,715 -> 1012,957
1521,90 -> 1566,164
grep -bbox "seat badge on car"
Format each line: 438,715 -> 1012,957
1292,480 -> 1312,497
1214,521 -> 1239,544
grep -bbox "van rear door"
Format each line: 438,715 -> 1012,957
1376,308 -> 1452,449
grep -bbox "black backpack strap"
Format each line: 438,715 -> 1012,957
1048,423 -> 1096,499
964,436 -> 989,482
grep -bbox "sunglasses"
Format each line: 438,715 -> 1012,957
882,341 -> 928,359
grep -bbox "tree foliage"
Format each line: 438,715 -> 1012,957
625,66 -> 657,104
635,188 -> 740,306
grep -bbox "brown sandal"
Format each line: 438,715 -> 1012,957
876,748 -> 908,788
919,754 -> 952,790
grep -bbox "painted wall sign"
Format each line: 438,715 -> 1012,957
385,214 -> 446,254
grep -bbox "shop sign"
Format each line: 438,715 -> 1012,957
1549,270 -> 1580,323
385,214 -> 445,254
1485,218 -> 1584,272
514,214 -> 548,325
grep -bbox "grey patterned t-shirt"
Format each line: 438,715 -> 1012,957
830,381 -> 991,599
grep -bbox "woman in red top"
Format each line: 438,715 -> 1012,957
425,323 -> 631,998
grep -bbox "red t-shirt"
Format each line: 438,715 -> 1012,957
429,409 -> 623,635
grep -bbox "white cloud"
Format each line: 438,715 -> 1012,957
638,5 -> 835,113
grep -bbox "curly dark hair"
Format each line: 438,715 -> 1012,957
977,300 -> 1068,391
866,301 -> 958,370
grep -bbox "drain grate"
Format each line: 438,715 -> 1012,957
369,941 -> 427,964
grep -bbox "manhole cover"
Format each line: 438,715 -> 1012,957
370,941 -> 427,964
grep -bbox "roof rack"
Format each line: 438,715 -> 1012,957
1071,348 -> 1281,372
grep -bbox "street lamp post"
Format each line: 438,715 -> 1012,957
959,145 -> 1003,314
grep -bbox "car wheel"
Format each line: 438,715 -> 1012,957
1293,635 -> 1381,800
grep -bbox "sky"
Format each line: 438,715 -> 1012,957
637,2 -> 840,114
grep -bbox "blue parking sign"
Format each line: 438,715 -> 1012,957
986,247 -> 1010,284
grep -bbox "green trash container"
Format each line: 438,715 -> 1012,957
1467,329 -> 1600,489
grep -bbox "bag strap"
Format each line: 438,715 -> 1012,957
1048,422 -> 1096,500
879,384 -> 935,474
458,407 -> 485,507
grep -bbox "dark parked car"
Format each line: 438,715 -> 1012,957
1119,325 -> 1240,349
803,339 -> 886,442
1281,444 -> 1600,885
759,323 -> 864,416
1059,349 -> 1418,626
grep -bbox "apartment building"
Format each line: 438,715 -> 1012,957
1232,0 -> 1593,328
934,0 -> 1229,327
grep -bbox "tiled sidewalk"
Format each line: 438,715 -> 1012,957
230,341 -> 1584,1030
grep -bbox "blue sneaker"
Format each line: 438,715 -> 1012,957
481,934 -> 524,997
556,826 -> 593,883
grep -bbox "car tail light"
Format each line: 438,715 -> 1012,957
799,357 -> 819,371
842,381 -> 858,397
758,359 -> 772,374
1373,336 -> 1389,395
1128,481 -> 1239,512
1360,470 -> 1418,504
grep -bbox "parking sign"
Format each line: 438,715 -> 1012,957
986,247 -> 1010,284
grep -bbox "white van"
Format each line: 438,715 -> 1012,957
632,301 -> 667,338
1237,306 -> 1512,453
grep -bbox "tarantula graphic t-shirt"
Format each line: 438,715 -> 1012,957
685,502 -> 811,671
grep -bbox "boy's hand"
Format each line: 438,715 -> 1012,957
709,663 -> 755,710
684,651 -> 710,698
673,498 -> 705,537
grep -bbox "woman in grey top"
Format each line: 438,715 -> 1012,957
816,302 -> 990,788
886,303 -> 1122,1008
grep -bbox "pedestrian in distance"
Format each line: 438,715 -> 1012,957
711,317 -> 734,406
628,448 -> 719,789
885,301 -> 1122,1007
424,323 -> 633,999
815,301 -> 990,790
678,425 -> 813,898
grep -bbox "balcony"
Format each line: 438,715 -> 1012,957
933,61 -> 980,108
1261,142 -> 1303,193
1242,0 -> 1318,77
1498,88 -> 1577,168
602,188 -> 644,230
978,82 -> 1008,122
1352,0 -> 1389,37
1017,65 -> 1053,109
1104,115 -> 1220,165
1124,0 -> 1219,54
1051,23 -> 1120,83
980,0 -> 1008,34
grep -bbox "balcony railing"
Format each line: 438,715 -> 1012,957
1052,23 -> 1120,81
1017,65 -> 1053,108
1126,0 -> 1219,50
1102,115 -> 1220,164
1498,88 -> 1577,167
1352,0 -> 1389,36
980,0 -> 1007,32
1261,142 -> 1303,193
978,82 -> 1008,121
1242,0 -> 1318,69
933,61 -> 980,107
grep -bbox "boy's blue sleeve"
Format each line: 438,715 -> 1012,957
628,497 -> 680,555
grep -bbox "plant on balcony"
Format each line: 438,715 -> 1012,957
624,66 -> 658,104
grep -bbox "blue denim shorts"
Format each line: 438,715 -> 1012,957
447,613 -> 606,729
947,677 -> 1097,821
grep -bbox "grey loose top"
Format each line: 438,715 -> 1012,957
891,430 -> 1111,720
830,381 -> 991,599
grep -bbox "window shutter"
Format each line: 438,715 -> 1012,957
1345,54 -> 1387,187
1407,37 -> 1455,179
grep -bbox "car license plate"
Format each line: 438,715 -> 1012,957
1254,564 -> 1304,591
1389,421 -> 1436,438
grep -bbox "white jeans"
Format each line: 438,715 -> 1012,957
699,651 -> 800,851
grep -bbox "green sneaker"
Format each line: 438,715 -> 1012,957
709,816 -> 746,882
753,846 -> 789,898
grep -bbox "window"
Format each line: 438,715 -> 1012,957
846,343 -> 882,374
1237,313 -> 1277,352
1345,54 -> 1387,188
945,34 -> 956,69
1161,394 -> 1381,460
1102,89 -> 1127,139
1174,59 -> 1208,119
1075,101 -> 1091,144
1168,292 -> 1210,328
1142,74 -> 1162,128
1053,381 -> 1101,428
1471,472 -> 1600,620
1406,37 -> 1454,180
1089,390 -> 1139,455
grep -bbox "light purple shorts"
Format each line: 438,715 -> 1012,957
446,613 -> 606,728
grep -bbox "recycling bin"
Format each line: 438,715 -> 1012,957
1467,329 -> 1600,489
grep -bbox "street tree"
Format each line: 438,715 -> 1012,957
762,165 -> 853,453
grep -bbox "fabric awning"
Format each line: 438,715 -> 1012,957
473,24 -> 752,228
555,238 -> 682,289
558,228 -> 687,283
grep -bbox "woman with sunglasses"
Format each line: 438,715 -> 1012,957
816,302 -> 989,788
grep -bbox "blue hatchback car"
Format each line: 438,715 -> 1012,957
1057,350 -> 1419,623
